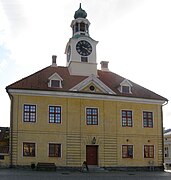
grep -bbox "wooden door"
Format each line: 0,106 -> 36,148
86,145 -> 98,165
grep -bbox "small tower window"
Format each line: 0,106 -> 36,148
81,56 -> 88,62
75,23 -> 79,33
80,22 -> 85,32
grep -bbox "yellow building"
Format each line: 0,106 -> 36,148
6,4 -> 168,170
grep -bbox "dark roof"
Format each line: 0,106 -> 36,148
6,66 -> 167,102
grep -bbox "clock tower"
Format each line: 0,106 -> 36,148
65,4 -> 98,76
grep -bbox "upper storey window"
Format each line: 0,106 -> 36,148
23,104 -> 36,123
143,111 -> 153,128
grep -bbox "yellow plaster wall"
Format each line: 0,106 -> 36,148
11,94 -> 163,167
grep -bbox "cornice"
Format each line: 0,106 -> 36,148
7,89 -> 166,105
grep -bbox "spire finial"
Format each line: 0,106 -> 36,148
74,3 -> 87,19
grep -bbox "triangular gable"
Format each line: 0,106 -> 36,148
70,74 -> 116,94
48,73 -> 63,81
120,79 -> 132,87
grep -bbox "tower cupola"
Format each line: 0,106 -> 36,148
65,4 -> 98,76
74,3 -> 87,19
71,3 -> 90,37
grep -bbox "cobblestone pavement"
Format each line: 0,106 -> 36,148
0,169 -> 171,180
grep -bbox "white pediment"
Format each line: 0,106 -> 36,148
70,74 -> 116,94
120,79 -> 132,87
48,73 -> 63,81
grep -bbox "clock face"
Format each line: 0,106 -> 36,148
76,40 -> 92,56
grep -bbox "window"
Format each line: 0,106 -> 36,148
165,147 -> 169,157
122,86 -> 130,93
122,145 -> 133,158
89,85 -> 95,91
51,80 -> 60,88
144,145 -> 154,158
86,108 -> 98,125
0,155 -> 4,160
80,22 -> 85,31
49,143 -> 61,157
143,111 -> 153,128
49,106 -> 61,124
23,104 -> 36,122
48,73 -> 63,88
23,142 -> 35,157
122,110 -> 133,127
81,56 -> 88,62
119,79 -> 132,94
75,23 -> 79,32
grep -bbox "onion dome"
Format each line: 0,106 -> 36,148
74,3 -> 87,19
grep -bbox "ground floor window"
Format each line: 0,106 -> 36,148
122,145 -> 133,158
23,142 -> 35,157
144,145 -> 154,158
49,143 -> 61,157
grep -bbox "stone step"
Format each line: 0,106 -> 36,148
87,166 -> 108,172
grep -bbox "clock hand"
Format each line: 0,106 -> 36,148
82,46 -> 91,53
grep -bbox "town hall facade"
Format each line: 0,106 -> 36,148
6,4 -> 168,170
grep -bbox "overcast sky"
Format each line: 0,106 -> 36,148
0,0 -> 171,128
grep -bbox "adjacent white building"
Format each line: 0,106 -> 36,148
164,130 -> 171,169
